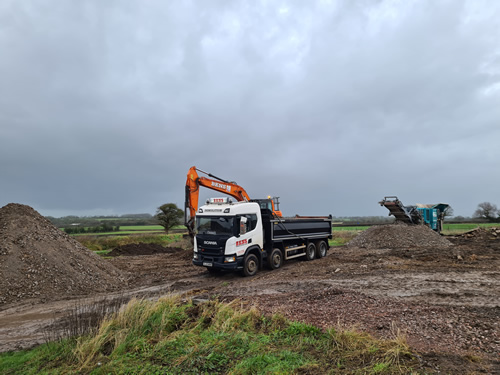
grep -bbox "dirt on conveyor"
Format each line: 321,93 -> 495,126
0,203 -> 126,308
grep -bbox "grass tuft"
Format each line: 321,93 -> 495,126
76,233 -> 189,251
2,296 -> 421,374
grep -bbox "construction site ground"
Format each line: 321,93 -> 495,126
1,229 -> 499,373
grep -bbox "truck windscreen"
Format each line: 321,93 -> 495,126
196,216 -> 234,236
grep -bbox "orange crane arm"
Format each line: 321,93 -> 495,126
185,166 -> 251,235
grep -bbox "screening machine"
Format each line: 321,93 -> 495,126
379,196 -> 449,233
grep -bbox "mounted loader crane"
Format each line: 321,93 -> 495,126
185,166 -> 332,276
379,196 -> 449,233
185,166 -> 282,237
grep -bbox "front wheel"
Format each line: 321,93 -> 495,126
242,254 -> 259,277
268,248 -> 283,270
306,242 -> 316,261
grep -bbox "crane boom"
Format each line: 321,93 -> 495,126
185,166 -> 251,236
185,166 -> 282,236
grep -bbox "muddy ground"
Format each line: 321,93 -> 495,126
0,232 -> 499,374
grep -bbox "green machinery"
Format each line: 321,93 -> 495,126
379,196 -> 449,233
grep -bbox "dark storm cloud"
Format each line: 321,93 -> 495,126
0,0 -> 499,218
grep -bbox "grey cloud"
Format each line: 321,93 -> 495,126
1,0 -> 499,218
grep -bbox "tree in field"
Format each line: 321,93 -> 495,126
473,202 -> 498,222
156,203 -> 184,233
442,206 -> 454,219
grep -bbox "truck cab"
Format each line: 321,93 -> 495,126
192,198 -> 264,275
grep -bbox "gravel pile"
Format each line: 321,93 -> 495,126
347,223 -> 452,249
0,203 -> 126,307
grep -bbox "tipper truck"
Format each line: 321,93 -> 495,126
192,197 -> 333,276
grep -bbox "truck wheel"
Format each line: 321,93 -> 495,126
316,241 -> 328,258
242,254 -> 259,277
268,248 -> 283,270
306,242 -> 316,261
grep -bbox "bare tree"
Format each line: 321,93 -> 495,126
473,202 -> 499,221
443,206 -> 454,218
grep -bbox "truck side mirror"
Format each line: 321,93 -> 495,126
240,216 -> 248,235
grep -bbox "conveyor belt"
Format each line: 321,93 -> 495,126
379,196 -> 421,224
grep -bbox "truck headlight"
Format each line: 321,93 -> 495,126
193,252 -> 199,260
224,255 -> 236,263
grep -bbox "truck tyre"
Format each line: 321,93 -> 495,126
306,242 -> 316,261
242,254 -> 259,277
268,248 -> 283,270
316,240 -> 328,258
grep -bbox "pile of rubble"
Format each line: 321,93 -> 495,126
347,223 -> 452,249
0,203 -> 126,307
460,227 -> 500,239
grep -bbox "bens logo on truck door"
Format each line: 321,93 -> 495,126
236,239 -> 248,247
211,181 -> 231,193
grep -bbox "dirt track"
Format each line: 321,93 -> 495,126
0,231 -> 499,373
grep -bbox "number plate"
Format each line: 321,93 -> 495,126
203,262 -> 213,267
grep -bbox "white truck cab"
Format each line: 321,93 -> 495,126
192,198 -> 264,275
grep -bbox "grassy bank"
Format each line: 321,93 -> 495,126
0,296 -> 419,374
75,233 -> 187,252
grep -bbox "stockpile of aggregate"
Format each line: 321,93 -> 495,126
0,203 -> 126,307
347,223 -> 452,249
108,243 -> 184,257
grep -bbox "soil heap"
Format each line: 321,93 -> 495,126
108,243 -> 184,257
347,223 -> 452,249
0,203 -> 126,307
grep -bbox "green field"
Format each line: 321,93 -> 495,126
332,225 -> 371,231
70,225 -> 185,236
441,222 -> 500,234
119,225 -> 164,231
75,233 -> 187,252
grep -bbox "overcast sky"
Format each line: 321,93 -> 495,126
1,0 -> 499,218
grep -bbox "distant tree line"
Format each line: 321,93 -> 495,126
63,223 -> 120,234
47,214 -> 156,228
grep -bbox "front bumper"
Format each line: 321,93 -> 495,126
192,253 -> 244,271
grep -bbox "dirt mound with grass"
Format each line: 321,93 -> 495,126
0,203 -> 126,307
108,243 -> 185,257
347,223 -> 452,249
460,226 -> 500,240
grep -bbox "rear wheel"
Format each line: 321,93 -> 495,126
306,242 -> 316,261
316,241 -> 328,258
242,254 -> 259,277
268,248 -> 283,270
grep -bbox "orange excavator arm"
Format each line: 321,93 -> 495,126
185,166 -> 251,236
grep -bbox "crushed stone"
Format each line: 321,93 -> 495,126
346,222 -> 452,249
0,203 -> 126,307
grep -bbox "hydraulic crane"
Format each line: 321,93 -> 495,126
185,166 -> 282,236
